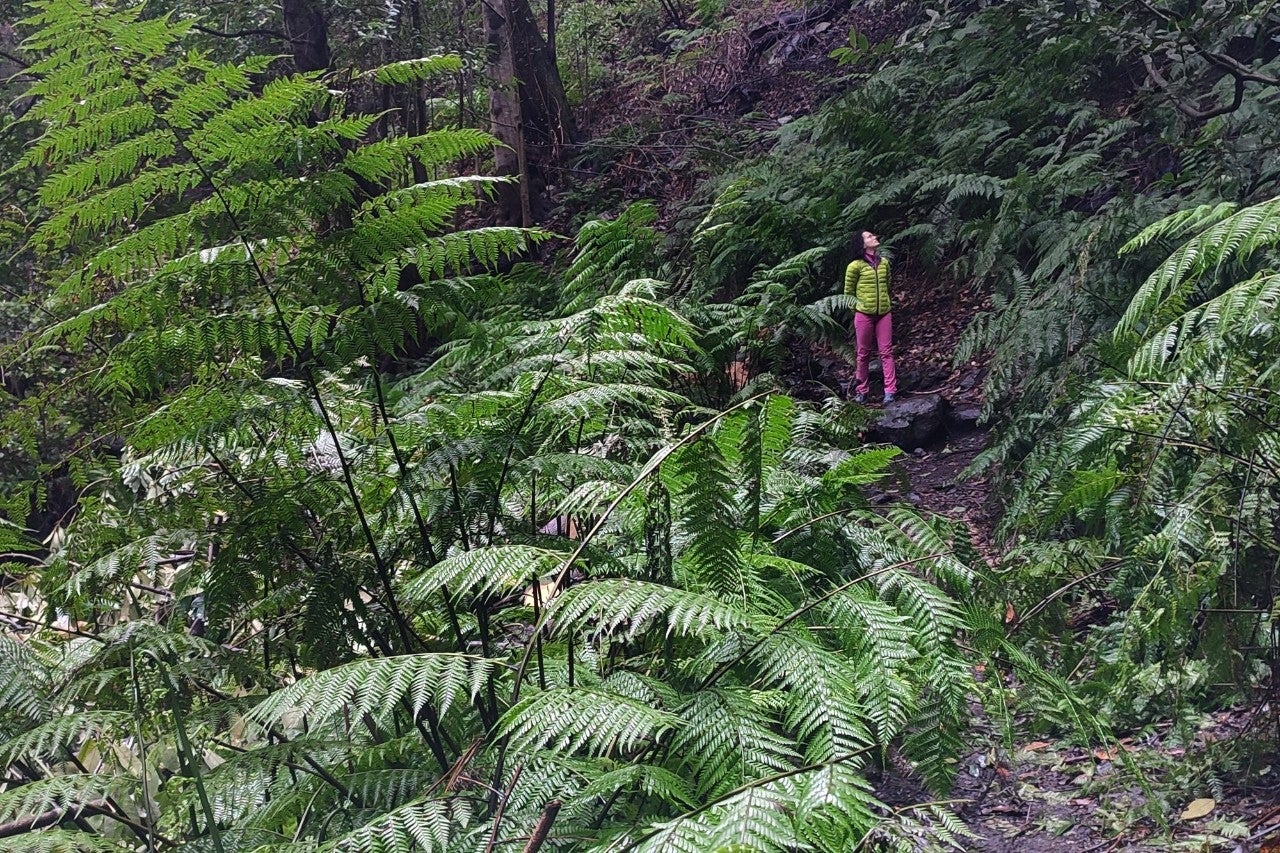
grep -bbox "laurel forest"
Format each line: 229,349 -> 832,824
0,0 -> 1278,849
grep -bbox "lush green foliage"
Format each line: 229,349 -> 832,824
0,1 -> 998,850
670,0 -> 1280,723
683,0 -> 1279,413
8,0 -> 1278,846
998,196 -> 1280,725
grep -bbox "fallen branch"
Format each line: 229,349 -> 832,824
0,800 -> 109,839
0,609 -> 103,641
746,0 -> 851,64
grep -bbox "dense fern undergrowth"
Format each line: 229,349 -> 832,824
2,0 -> 1279,849
0,1 -> 1014,849
678,0 -> 1280,732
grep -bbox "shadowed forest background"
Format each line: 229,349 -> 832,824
1,0 -> 1279,849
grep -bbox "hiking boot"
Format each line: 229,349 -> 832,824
883,393 -> 896,405
853,392 -> 866,404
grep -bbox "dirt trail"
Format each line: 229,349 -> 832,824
819,277 -> 1280,851
834,263 -> 1001,552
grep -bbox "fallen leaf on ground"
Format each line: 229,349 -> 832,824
1024,741 -> 1052,751
1180,798 -> 1215,820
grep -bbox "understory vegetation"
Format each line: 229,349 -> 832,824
1,0 -> 1278,849
679,0 -> 1280,733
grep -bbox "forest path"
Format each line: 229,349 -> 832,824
947,702 -> 1280,852
816,261 -> 1001,550
562,3 -> 1278,846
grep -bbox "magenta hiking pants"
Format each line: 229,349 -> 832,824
853,311 -> 896,396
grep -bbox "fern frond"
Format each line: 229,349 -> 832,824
0,831 -> 124,853
749,631 -> 873,761
0,634 -> 51,724
549,578 -> 761,640
250,654 -> 499,730
499,687 -> 680,759
400,545 -> 564,606
1119,200 -> 1239,255
570,763 -> 697,813
0,710 -> 133,767
365,54 -> 464,85
324,798 -> 472,853
672,687 -> 800,800
0,775 -> 121,826
1116,195 -> 1280,340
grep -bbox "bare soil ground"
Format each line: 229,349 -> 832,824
565,0 -> 918,217
947,706 -> 1280,851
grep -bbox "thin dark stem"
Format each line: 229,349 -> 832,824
532,571 -> 546,692
160,660 -> 225,853
449,465 -> 472,551
1008,564 -> 1115,633
364,329 -> 468,655
369,371 -> 439,557
487,355 -> 563,543
60,745 -> 162,849
126,646 -> 158,851
485,764 -> 523,846
531,474 -> 546,690
0,609 -> 102,640
489,393 -> 771,815
191,24 -> 293,41
0,799 -> 176,845
566,630 -> 575,688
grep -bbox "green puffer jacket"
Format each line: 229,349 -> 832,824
843,257 -> 891,316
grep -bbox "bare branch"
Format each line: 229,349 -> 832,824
0,49 -> 31,69
0,799 -> 174,845
1202,49 -> 1280,86
1133,0 -> 1278,117
1142,54 -> 1246,121
191,23 -> 292,42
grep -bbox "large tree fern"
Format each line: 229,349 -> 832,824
2,1 -> 1001,850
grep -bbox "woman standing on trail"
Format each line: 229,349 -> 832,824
844,228 -> 897,405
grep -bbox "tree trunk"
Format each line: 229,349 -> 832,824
508,0 -> 577,157
482,0 -> 578,225
483,0 -> 525,225
547,0 -> 556,63
283,0 -> 332,73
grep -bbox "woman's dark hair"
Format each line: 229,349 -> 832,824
846,228 -> 869,267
